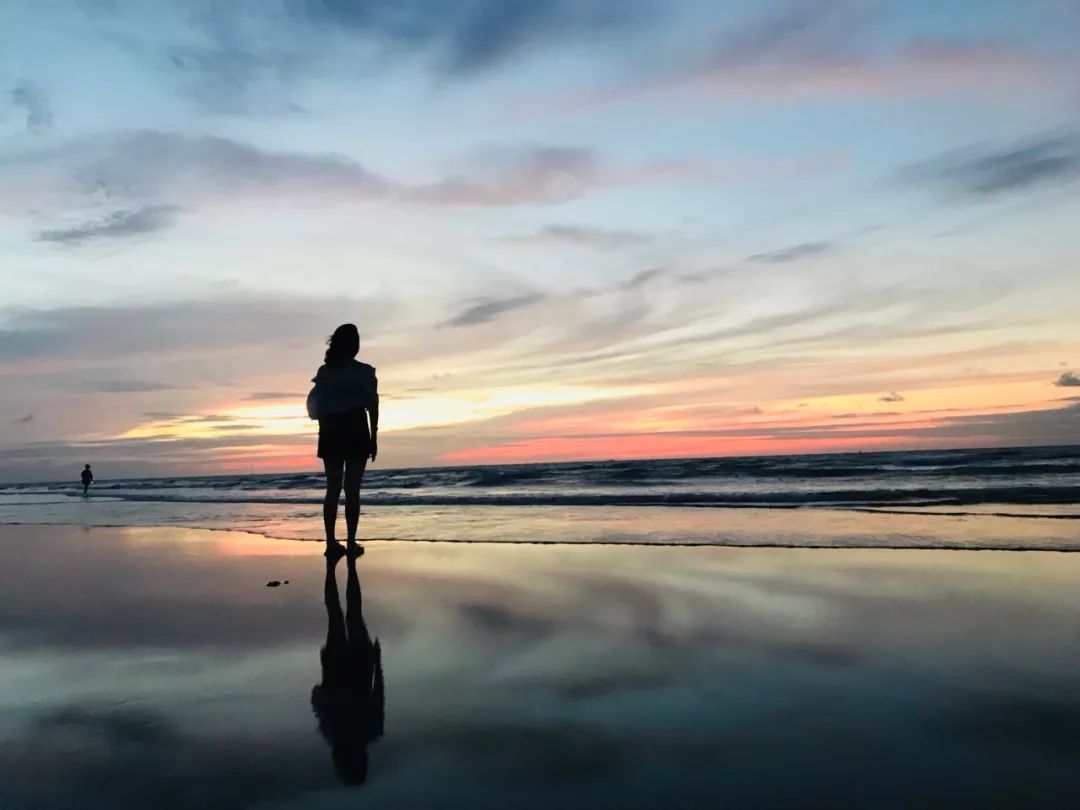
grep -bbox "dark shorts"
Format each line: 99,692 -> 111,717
318,408 -> 371,461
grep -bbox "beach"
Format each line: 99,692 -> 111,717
2,523 -> 1079,808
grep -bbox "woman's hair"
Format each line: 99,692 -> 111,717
325,323 -> 360,365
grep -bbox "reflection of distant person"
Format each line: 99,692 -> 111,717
306,323 -> 379,557
312,553 -> 384,786
80,464 -> 93,495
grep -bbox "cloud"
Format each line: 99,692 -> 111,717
16,413 -> 34,424
832,411 -> 898,419
1054,371 -> 1080,387
556,0 -> 1068,116
913,132 -> 1080,197
70,0 -> 662,116
36,205 -> 177,245
84,380 -> 176,393
410,147 -> 603,206
71,130 -> 386,201
748,241 -> 834,264
293,0 -> 653,74
443,293 -> 546,327
244,391 -> 301,400
6,132 -> 670,223
696,41 -> 1060,100
706,0 -> 869,68
10,79 -> 53,133
879,391 -> 905,402
0,293 -> 391,366
509,224 -> 652,249
0,131 -> 387,223
618,268 -> 663,290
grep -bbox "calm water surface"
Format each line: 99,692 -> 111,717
1,525 -> 1079,808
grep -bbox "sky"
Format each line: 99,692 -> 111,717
2,0 -> 1080,481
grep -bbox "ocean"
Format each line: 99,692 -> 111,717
2,445 -> 1078,550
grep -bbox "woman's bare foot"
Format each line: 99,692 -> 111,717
324,542 -> 346,560
346,541 -> 364,558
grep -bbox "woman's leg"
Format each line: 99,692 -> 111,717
343,457 -> 368,548
323,458 -> 345,548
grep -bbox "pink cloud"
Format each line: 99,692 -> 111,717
549,40 -> 1069,116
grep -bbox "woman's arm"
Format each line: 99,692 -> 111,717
368,383 -> 379,462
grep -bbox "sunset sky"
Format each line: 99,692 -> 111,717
2,0 -> 1080,481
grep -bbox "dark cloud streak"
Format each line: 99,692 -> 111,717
11,80 -> 53,133
748,241 -> 834,264
245,391 -> 301,400
294,0 -> 652,73
443,293 -> 546,327
912,132 -> 1080,197
506,224 -> 652,249
84,380 -> 176,393
36,206 -> 177,246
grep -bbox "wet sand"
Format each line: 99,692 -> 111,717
1,525 -> 1079,808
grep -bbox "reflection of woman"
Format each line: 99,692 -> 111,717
309,323 -> 379,557
312,553 -> 384,785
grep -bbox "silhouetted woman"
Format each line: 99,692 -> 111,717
312,552 -> 384,785
309,324 -> 379,557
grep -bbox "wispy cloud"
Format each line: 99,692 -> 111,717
691,41 -> 1061,101
410,147 -> 603,206
832,411 -> 899,419
36,206 -> 177,245
618,268 -> 663,290
16,413 -> 34,424
443,293 -> 547,327
879,391 -> 905,402
1054,371 -> 1080,387
748,241 -> 834,264
912,131 -> 1080,197
8,133 -> 689,230
84,380 -> 175,393
555,0 -> 1069,116
287,0 -> 654,74
506,224 -> 652,249
11,79 -> 53,133
71,131 -> 386,202
244,391 -> 301,401
0,293 -> 391,366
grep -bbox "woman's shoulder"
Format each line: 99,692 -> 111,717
350,359 -> 377,376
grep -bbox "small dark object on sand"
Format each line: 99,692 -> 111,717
267,580 -> 281,587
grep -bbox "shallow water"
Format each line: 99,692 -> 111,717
1,525 -> 1079,808
4,446 -> 1078,552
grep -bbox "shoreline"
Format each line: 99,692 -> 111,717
2,509 -> 1080,557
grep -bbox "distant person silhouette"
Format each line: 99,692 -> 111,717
80,464 -> 93,495
312,551 -> 384,785
307,324 -> 379,557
